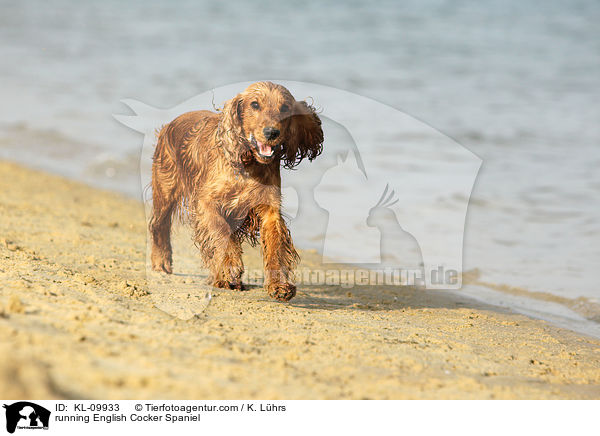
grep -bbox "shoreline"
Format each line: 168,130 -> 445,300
5,139 -> 599,339
1,160 -> 599,399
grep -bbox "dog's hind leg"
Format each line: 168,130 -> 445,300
149,164 -> 180,274
149,204 -> 175,274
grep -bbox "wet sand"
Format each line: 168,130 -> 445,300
1,160 -> 599,399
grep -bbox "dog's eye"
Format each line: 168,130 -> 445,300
280,104 -> 289,113
251,101 -> 260,110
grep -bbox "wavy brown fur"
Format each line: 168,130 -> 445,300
149,82 -> 323,301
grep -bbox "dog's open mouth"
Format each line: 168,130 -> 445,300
249,134 -> 278,158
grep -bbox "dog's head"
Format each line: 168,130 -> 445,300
218,81 -> 323,168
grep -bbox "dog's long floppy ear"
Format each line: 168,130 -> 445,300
217,94 -> 248,168
283,101 -> 324,169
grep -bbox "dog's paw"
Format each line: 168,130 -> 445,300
267,283 -> 296,301
212,280 -> 245,290
151,258 -> 172,274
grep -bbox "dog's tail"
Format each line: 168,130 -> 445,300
152,121 -> 192,224
154,123 -> 179,164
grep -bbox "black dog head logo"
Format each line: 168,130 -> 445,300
3,402 -> 50,434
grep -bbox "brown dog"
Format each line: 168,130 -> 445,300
149,82 -> 323,301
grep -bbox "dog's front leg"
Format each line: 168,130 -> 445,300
257,205 -> 299,301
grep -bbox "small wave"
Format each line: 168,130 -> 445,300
463,268 -> 600,324
0,121 -> 102,157
0,121 -> 142,197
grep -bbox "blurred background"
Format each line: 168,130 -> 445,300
0,0 -> 599,335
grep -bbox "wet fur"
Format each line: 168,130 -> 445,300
149,82 -> 323,301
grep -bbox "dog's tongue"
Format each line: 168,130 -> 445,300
256,140 -> 273,156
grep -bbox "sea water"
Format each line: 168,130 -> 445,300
0,0 -> 598,336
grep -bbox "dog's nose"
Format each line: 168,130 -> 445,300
263,127 -> 280,140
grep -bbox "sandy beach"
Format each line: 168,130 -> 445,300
0,160 -> 599,399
